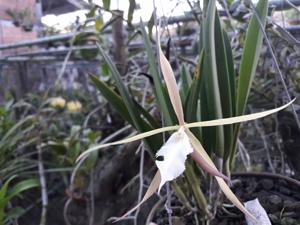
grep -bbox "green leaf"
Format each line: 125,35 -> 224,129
90,74 -> 162,151
140,21 -> 176,126
101,63 -> 110,76
147,11 -> 155,38
96,43 -> 144,131
4,207 -> 25,223
5,179 -> 39,202
90,74 -> 134,124
0,116 -> 33,143
86,5 -> 98,18
231,0 -> 268,166
201,0 -> 224,157
0,177 -> 38,223
128,0 -> 136,25
179,63 -> 192,103
185,163 -> 211,216
236,0 -> 268,116
0,176 -> 15,201
214,12 -> 233,160
133,100 -> 161,129
184,49 -> 204,123
95,16 -> 103,31
223,31 -> 236,116
83,150 -> 98,170
103,0 -> 110,10
184,50 -> 204,140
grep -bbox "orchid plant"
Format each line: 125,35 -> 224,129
76,0 -> 295,222
76,31 -> 293,223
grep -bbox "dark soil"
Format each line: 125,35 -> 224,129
152,173 -> 300,225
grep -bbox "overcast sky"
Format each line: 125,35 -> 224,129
42,0 -> 259,31
42,0 -> 190,31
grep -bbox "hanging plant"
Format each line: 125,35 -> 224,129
5,7 -> 34,32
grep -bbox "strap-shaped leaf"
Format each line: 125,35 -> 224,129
91,73 -> 161,129
127,0 -> 135,25
179,63 -> 192,103
184,49 -> 204,124
97,43 -> 148,132
223,31 -> 236,116
236,0 -> 268,116
201,0 -> 224,157
140,22 -> 175,126
90,74 -> 133,124
102,0 -> 110,10
185,163 -> 211,216
90,74 -> 162,151
5,179 -> 39,202
214,11 -> 234,160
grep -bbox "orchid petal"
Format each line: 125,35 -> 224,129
155,128 -> 193,192
185,128 -> 256,221
191,151 -> 230,182
76,125 -> 179,162
77,100 -> 294,162
185,99 -> 294,129
158,33 -> 185,125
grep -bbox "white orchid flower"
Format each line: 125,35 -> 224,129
76,33 -> 295,222
155,127 -> 193,193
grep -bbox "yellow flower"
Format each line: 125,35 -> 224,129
67,100 -> 82,112
50,97 -> 66,108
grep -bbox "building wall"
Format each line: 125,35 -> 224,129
0,0 -> 36,20
0,0 -> 37,52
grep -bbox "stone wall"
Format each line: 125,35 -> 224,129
0,60 -> 100,102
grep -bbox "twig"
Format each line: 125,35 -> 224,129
133,74 -> 150,224
285,0 -> 300,13
134,144 -> 145,225
177,55 -> 197,67
54,22 -> 82,87
83,106 -> 102,129
63,198 -> 72,225
89,169 -> 95,225
54,40 -> 74,87
187,0 -> 201,24
221,0 -> 232,20
250,1 -> 300,132
37,144 -> 48,225
237,139 -> 251,171
66,124 -> 133,223
252,113 -> 275,173
145,196 -> 166,225
232,171 -> 300,187
165,182 -> 173,225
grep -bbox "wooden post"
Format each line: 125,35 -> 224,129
112,10 -> 126,75
35,0 -> 44,37
16,62 -> 29,99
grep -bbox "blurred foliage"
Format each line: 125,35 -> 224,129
1,0 -> 300,223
